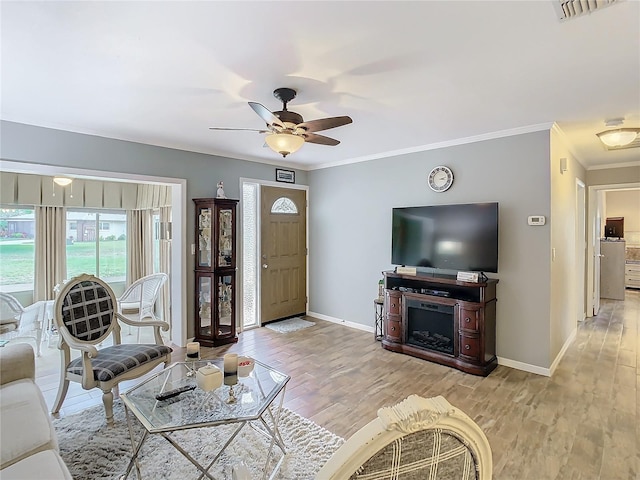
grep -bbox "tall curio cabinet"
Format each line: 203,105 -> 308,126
193,198 -> 239,347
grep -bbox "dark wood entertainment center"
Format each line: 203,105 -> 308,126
382,271 -> 498,376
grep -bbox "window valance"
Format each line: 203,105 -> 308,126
0,172 -> 171,210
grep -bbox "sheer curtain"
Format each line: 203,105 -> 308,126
126,209 -> 153,284
34,206 -> 67,301
159,206 -> 172,328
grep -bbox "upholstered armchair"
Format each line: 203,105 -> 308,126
315,395 -> 492,479
51,274 -> 173,425
0,293 -> 45,356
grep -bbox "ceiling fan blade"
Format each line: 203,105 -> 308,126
248,102 -> 284,129
297,116 -> 352,133
209,127 -> 269,133
303,132 -> 340,146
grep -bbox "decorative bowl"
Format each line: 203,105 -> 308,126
237,356 -> 255,377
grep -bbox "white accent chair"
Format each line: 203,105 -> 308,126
315,395 -> 492,480
0,293 -> 44,356
51,274 -> 172,425
117,272 -> 168,342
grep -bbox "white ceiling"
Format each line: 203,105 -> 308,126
2,1 -> 639,171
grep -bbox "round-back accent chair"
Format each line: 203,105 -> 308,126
51,274 -> 172,425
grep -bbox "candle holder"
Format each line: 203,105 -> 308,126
185,355 -> 200,377
223,353 -> 238,402
185,342 -> 201,377
227,383 -> 237,404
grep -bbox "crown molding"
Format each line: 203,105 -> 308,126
311,123 -> 555,170
587,160 -> 640,171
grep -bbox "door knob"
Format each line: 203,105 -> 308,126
262,264 -> 268,269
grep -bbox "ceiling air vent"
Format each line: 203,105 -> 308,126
553,0 -> 619,21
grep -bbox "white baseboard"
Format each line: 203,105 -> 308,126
497,357 -> 551,377
549,327 -> 577,376
307,311 -> 373,333
309,311 -> 578,378
497,327 -> 575,378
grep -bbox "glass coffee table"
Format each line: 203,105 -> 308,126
120,359 -> 290,480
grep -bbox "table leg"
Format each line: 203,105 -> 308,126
196,421 -> 247,480
161,433 -> 218,480
122,405 -> 148,480
247,386 -> 287,480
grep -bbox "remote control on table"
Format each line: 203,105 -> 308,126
155,384 -> 196,401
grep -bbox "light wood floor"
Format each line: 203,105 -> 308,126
34,289 -> 638,479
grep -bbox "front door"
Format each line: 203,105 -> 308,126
260,186 -> 307,324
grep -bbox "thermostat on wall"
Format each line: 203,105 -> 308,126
528,215 -> 546,226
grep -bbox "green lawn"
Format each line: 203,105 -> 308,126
0,240 -> 126,286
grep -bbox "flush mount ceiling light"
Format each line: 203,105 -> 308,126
264,131 -> 305,158
53,176 -> 73,186
596,118 -> 640,148
596,128 -> 640,148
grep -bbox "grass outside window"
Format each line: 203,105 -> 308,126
0,240 -> 126,286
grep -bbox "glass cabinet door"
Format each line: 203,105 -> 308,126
217,206 -> 234,269
197,205 -> 213,268
197,273 -> 212,338
217,273 -> 235,338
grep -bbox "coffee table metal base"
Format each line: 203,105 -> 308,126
121,387 -> 288,480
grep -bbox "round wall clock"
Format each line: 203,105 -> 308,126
428,166 -> 454,192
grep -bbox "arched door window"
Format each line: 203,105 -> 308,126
271,197 -> 298,214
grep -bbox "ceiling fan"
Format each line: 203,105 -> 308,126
209,87 -> 353,157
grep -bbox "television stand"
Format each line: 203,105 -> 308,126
381,271 -> 498,376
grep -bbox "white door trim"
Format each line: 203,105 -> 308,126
575,178 -> 586,323
586,181 -> 640,316
239,177 -> 309,329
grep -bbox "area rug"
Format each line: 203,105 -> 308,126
53,402 -> 343,479
264,317 -> 316,334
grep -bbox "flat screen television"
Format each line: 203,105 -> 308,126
392,202 -> 499,273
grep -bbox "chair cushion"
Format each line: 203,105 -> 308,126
0,322 -> 18,334
350,429 -> 478,480
0,379 -> 58,469
66,344 -> 172,382
120,303 -> 140,315
0,449 -> 72,479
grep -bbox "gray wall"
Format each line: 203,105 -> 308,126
586,165 -> 640,186
0,121 -> 309,199
0,120 -> 308,338
308,131 -> 553,368
2,120 -> 564,369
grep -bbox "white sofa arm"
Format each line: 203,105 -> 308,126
0,344 -> 35,385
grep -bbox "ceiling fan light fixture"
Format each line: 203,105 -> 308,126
596,128 -> 640,148
265,132 -> 305,158
53,176 -> 73,186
